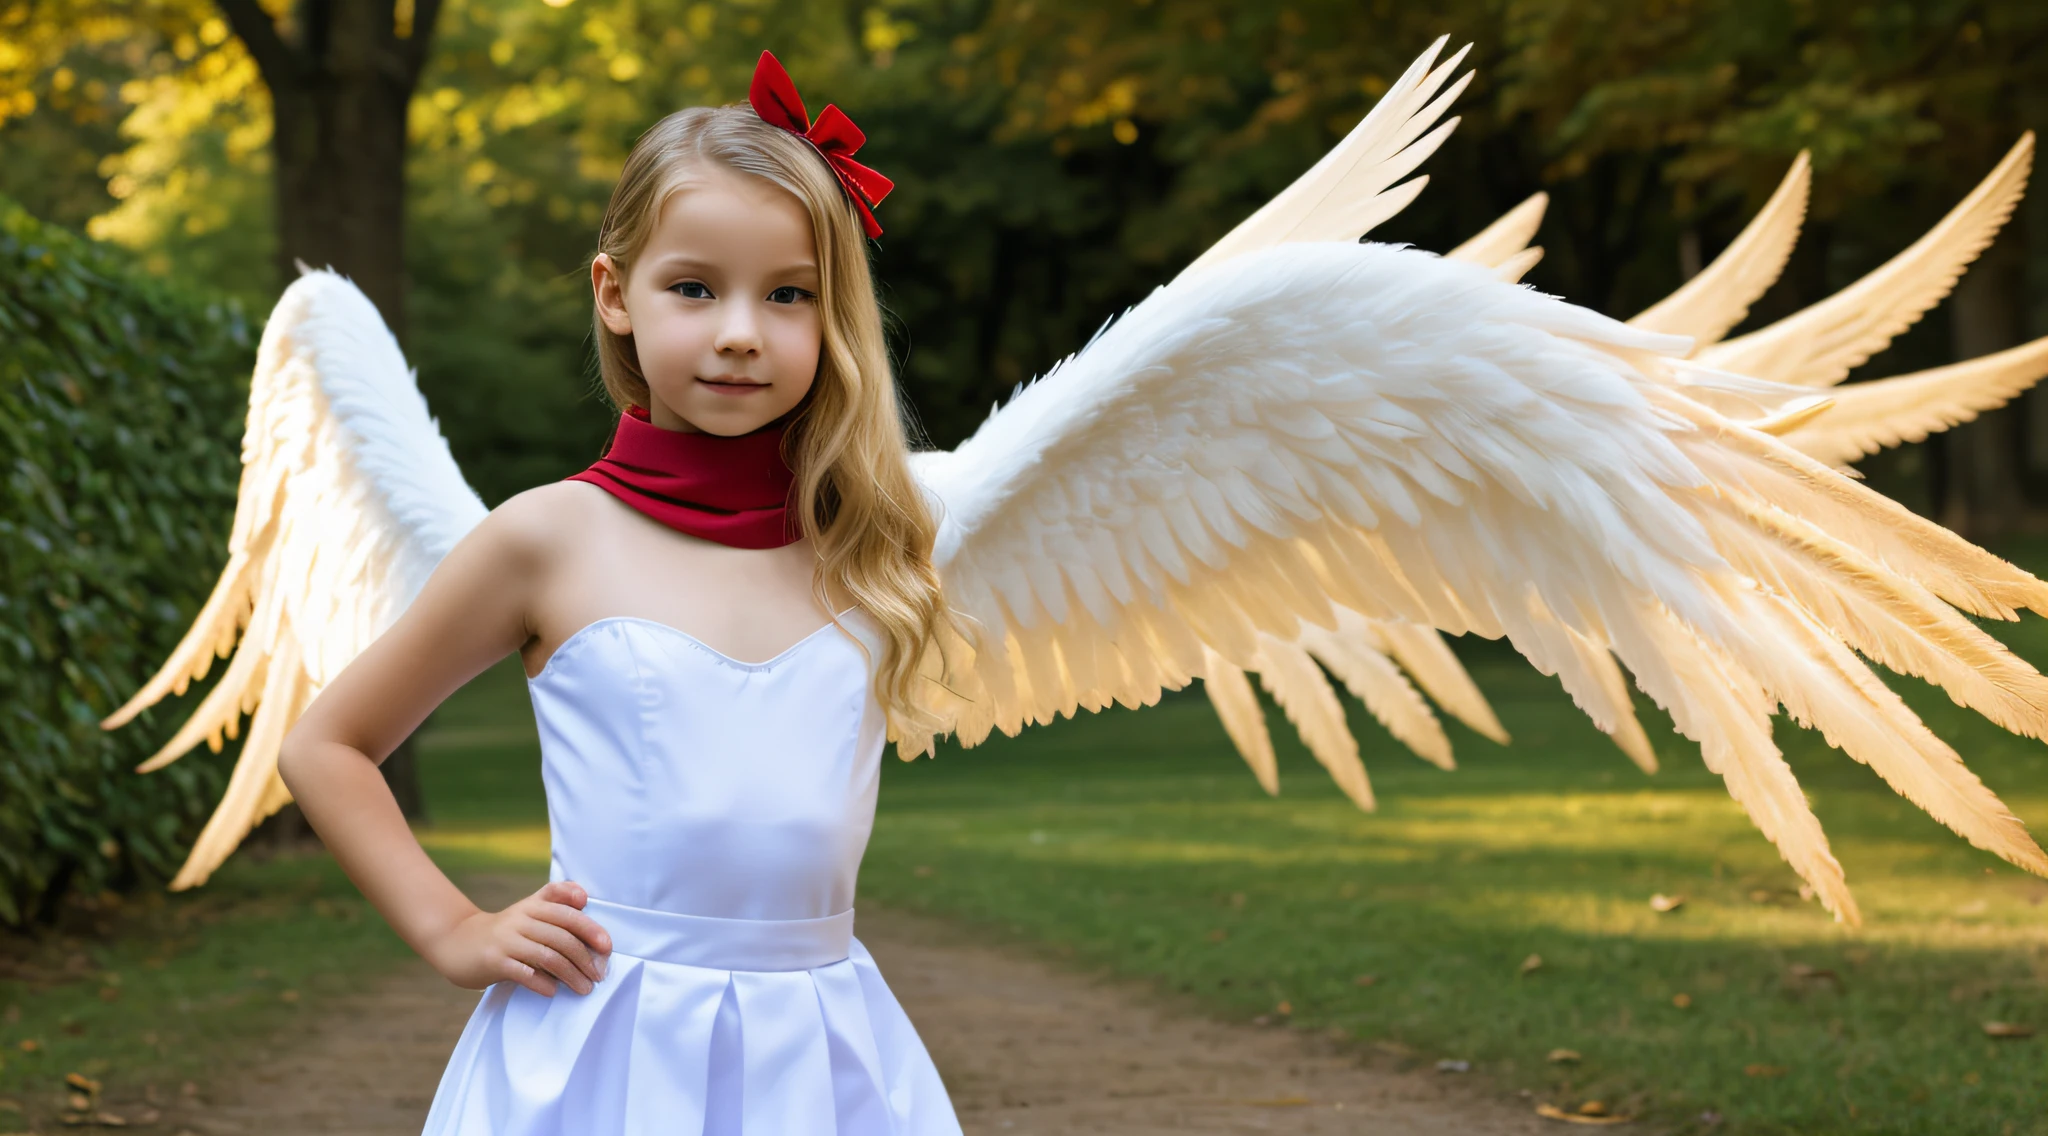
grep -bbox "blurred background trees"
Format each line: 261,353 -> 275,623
5,0 -> 2046,520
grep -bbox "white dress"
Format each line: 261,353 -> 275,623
420,612 -> 962,1135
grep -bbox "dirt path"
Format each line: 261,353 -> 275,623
162,882 -> 1556,1135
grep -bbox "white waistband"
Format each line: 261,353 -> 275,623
582,896 -> 853,972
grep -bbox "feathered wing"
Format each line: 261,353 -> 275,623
1779,337 -> 2048,465
1185,123 -> 2036,804
101,270 -> 487,889
1175,36 -> 1471,282
1629,153 -> 1810,346
1166,44 -> 1530,794
1446,193 -> 1548,282
911,239 -> 2048,925
1697,133 -> 2034,385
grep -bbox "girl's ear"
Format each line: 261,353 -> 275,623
592,254 -> 634,335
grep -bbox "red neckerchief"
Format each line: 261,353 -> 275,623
566,405 -> 800,549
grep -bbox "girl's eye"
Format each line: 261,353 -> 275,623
672,281 -> 713,299
767,286 -> 815,304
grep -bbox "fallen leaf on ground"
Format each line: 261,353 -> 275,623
1535,1103 -> 1634,1125
1520,954 -> 1544,976
1547,1048 -> 1582,1064
1649,894 -> 1684,913
1982,1021 -> 2034,1039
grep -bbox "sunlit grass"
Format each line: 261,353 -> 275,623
9,594 -> 2047,1133
411,631 -> 2048,1135
0,852 -> 411,1127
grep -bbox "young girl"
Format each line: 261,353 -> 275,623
276,54 -> 963,1134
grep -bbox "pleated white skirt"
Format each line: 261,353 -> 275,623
419,899 -> 960,1135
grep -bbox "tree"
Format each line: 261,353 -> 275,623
215,0 -> 443,345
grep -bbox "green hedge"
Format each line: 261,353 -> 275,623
0,195 -> 255,926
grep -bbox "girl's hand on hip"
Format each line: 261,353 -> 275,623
429,880 -> 613,996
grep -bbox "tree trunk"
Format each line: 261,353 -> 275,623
219,0 -> 442,818
219,1 -> 440,344
1938,233 -> 2029,540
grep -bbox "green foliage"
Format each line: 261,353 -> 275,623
0,194 -> 252,927
12,1 -> 2048,502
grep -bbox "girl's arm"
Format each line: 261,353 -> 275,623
277,488 -> 612,997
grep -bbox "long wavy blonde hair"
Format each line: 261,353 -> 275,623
591,104 -> 954,744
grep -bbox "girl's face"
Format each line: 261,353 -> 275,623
592,165 -> 823,436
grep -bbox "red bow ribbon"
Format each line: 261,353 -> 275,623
748,50 -> 893,239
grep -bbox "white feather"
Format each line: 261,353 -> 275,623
102,270 -> 487,889
913,238 -> 2048,924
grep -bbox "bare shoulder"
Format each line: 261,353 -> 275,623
464,481 -> 614,569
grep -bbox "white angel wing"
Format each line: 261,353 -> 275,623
101,270 -> 486,889
1175,36 -> 1471,282
1218,130 -> 2034,804
1167,43 -> 1541,796
1630,153 -> 1811,347
1779,336 -> 2048,465
1446,192 -> 1548,282
912,238 -> 2048,925
1697,133 -> 2034,385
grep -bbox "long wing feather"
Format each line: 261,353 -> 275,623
915,238 -> 2048,924
102,270 -> 486,889
1176,37 -> 1471,280
1630,152 -> 1811,348
1371,620 -> 1509,745
1446,193 -> 1549,270
1298,613 -> 1455,771
1698,134 -> 2034,385
1780,335 -> 2048,465
1253,636 -> 1376,810
1201,648 -> 1280,795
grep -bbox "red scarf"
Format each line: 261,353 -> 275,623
566,405 -> 801,549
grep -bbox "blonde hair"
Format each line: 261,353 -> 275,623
592,104 -> 953,743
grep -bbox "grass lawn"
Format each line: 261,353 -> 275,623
6,607 -> 2047,1134
409,627 -> 2048,1136
0,850 -> 415,1128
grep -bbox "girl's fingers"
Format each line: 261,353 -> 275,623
535,880 -> 588,909
523,917 -> 605,983
502,956 -> 557,998
510,938 -> 592,996
532,901 -> 612,957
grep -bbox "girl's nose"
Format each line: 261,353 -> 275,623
715,301 -> 764,355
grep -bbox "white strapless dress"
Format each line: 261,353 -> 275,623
420,613 -> 961,1135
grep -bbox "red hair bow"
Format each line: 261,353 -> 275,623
748,50 -> 894,239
